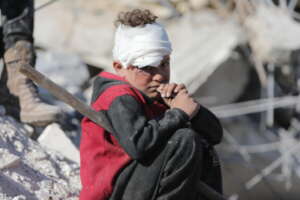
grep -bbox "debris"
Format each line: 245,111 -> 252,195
38,123 -> 80,163
244,3 -> 300,64
0,116 -> 80,199
0,149 -> 21,170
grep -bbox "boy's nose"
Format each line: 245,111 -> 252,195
153,71 -> 168,83
153,73 -> 162,81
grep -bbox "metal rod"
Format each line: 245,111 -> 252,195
266,63 -> 275,127
19,65 -> 114,133
35,0 -> 60,12
211,95 -> 300,118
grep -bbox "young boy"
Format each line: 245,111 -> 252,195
80,9 -> 223,200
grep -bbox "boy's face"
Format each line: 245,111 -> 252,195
115,56 -> 170,99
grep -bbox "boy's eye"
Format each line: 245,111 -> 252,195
143,66 -> 154,71
136,66 -> 153,75
139,66 -> 155,74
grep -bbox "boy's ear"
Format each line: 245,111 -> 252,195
113,61 -> 125,76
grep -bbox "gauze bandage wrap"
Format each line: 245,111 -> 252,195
113,23 -> 172,68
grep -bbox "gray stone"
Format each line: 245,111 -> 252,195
0,149 -> 21,170
38,123 -> 80,163
0,116 -> 80,199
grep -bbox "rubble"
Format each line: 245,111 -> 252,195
38,123 -> 80,163
244,3 -> 300,64
0,115 -> 81,199
35,50 -> 89,101
0,149 -> 21,170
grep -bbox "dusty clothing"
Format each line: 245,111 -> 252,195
80,72 -> 223,200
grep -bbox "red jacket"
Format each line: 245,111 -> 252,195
80,72 -> 168,200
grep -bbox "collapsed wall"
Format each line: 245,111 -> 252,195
0,107 -> 81,200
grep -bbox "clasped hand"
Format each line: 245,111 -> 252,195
157,83 -> 199,119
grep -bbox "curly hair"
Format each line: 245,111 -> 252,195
115,9 -> 158,27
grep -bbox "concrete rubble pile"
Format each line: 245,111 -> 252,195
0,106 -> 81,200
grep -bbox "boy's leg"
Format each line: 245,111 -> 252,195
110,128 -> 203,200
156,128 -> 203,200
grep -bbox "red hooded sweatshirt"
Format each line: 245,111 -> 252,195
80,72 -> 169,200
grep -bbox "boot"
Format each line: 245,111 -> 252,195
0,64 -> 21,119
4,40 -> 61,126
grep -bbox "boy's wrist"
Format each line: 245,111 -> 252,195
169,108 -> 190,122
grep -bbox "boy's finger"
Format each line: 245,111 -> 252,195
166,83 -> 177,97
178,88 -> 188,93
157,84 -> 165,91
158,84 -> 167,97
174,83 -> 186,93
160,83 -> 170,97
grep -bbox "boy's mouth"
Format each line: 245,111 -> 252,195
148,85 -> 160,91
148,87 -> 160,94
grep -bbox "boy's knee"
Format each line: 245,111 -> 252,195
162,128 -> 202,176
171,128 -> 197,142
168,128 -> 200,153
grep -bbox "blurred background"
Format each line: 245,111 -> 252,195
34,0 -> 300,199
2,0 -> 300,199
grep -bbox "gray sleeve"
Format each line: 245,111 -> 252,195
191,106 -> 223,145
106,95 -> 189,160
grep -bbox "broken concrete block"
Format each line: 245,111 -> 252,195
0,115 -> 80,199
38,123 -> 80,163
0,149 -> 21,170
22,124 -> 34,137
190,0 -> 208,10
12,196 -> 26,200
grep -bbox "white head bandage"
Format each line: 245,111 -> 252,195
113,23 -> 172,68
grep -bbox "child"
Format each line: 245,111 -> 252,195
80,9 -> 223,200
